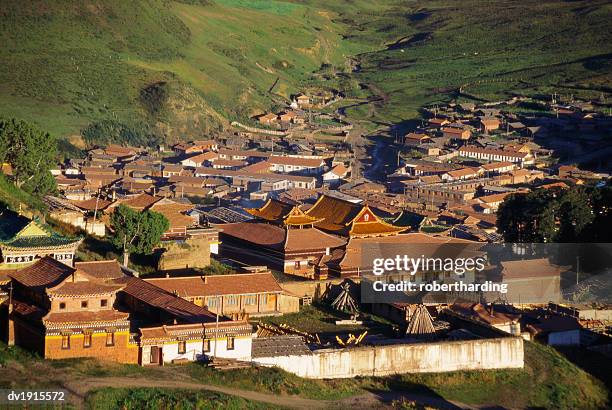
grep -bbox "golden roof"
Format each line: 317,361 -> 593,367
246,198 -> 293,222
282,206 -> 323,226
306,195 -> 405,237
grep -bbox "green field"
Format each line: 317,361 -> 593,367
1,0 -> 610,145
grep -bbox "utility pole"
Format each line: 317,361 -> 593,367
576,256 -> 580,286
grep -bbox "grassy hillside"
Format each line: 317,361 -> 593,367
0,0 -> 357,145
0,0 -> 610,145
303,0 -> 612,122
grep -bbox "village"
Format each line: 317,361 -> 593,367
0,90 -> 610,385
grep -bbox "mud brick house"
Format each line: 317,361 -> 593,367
5,257 -> 137,362
1,257 -> 253,365
268,155 -> 325,175
145,272 -> 300,318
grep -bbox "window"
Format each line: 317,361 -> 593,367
100,299 -> 108,307
226,295 -> 237,306
178,340 -> 186,354
202,339 -> 210,353
59,302 -> 66,310
207,298 -> 218,308
106,331 -> 115,347
244,295 -> 256,305
81,301 -> 88,309
261,294 -> 268,305
83,332 -> 92,348
61,334 -> 70,350
226,335 -> 235,350
294,260 -> 301,269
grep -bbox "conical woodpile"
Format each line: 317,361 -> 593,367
406,304 -> 436,339
331,283 -> 359,313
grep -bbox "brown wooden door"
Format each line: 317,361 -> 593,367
150,346 -> 160,365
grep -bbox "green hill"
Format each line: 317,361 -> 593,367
0,0 -> 356,145
1,0 -> 610,146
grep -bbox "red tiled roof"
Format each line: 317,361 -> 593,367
47,280 -> 123,296
269,155 -> 324,168
501,258 -> 563,280
74,260 -> 126,280
218,222 -> 285,249
284,228 -> 347,252
146,273 -> 283,298
8,257 -> 74,289
114,276 -> 217,323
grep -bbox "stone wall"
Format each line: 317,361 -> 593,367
253,337 -> 524,379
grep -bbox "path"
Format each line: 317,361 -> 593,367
63,375 -> 329,409
61,374 -> 503,410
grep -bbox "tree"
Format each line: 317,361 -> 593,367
0,118 -> 57,195
497,189 -> 558,242
110,204 -> 169,266
497,185 -> 609,243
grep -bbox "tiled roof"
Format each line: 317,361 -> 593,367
145,272 -> 283,298
74,260 -> 126,280
8,257 -> 75,289
1,235 -> 80,250
284,228 -> 346,252
117,193 -> 161,210
149,202 -> 195,230
44,310 -> 129,325
71,198 -> 112,211
501,258 -> 563,280
246,198 -> 294,222
252,335 -> 311,358
47,280 -> 123,296
480,161 -> 514,171
305,195 -> 362,233
114,276 -> 216,323
218,222 -> 285,249
269,155 -> 324,168
450,302 -> 519,325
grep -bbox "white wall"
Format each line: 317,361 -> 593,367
253,337 -> 524,379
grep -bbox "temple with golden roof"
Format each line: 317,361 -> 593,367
304,195 -> 406,238
246,198 -> 323,228
0,210 -> 82,281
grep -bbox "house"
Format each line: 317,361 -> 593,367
441,126 -> 471,140
428,118 -> 449,128
149,198 -> 197,239
449,303 -> 520,335
278,111 -> 303,124
258,113 -> 278,125
2,257 -> 253,365
295,94 -> 311,109
501,258 -> 563,304
145,272 -> 300,318
268,155 -> 325,175
458,146 -> 533,166
404,133 -> 432,145
323,163 -> 350,184
162,164 -> 185,178
441,167 -> 481,182
218,221 -> 347,279
211,159 -> 247,170
480,161 -> 515,175
181,152 -> 219,168
480,117 -> 501,133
